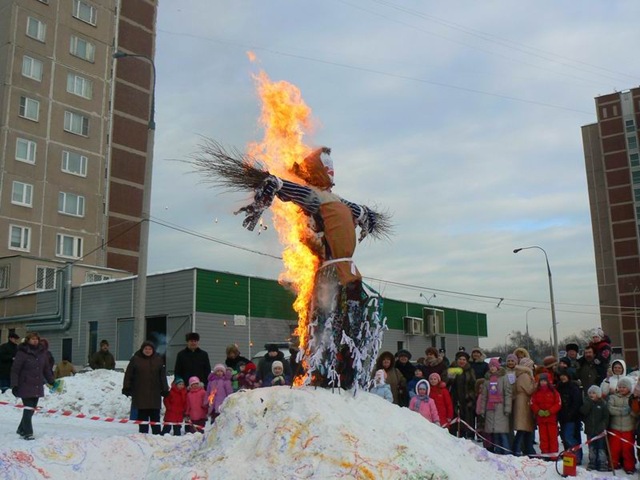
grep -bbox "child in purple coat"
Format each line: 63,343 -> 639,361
206,363 -> 233,424
409,379 -> 440,425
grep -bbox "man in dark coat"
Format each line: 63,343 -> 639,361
89,339 -> 116,370
577,346 -> 603,395
469,347 -> 489,380
174,332 -> 211,385
122,340 -> 169,434
257,344 -> 291,385
0,332 -> 20,393
10,332 -> 55,440
448,351 -> 477,439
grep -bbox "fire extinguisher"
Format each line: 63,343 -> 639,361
557,451 -> 578,477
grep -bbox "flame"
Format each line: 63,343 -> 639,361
247,70 -> 319,385
208,390 -> 216,406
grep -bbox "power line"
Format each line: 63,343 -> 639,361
158,28 -> 593,116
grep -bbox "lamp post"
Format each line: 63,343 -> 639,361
514,246 -> 559,360
113,50 -> 156,352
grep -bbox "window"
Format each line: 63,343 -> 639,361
64,111 -> 89,136
62,338 -> 73,362
26,17 -> 46,42
19,96 -> 40,121
626,119 -> 636,133
633,171 -> 640,185
62,150 -> 88,176
631,153 -> 640,167
58,191 -> 85,217
629,136 -> 638,151
70,35 -> 95,62
56,233 -> 83,259
9,225 -> 30,251
0,265 -> 9,290
634,187 -> 640,202
66,72 -> 93,99
72,0 -> 97,25
601,107 -> 608,119
613,105 -> 618,116
36,266 -> 56,290
22,56 -> 43,81
16,138 -> 37,163
11,181 -> 33,207
85,271 -> 111,283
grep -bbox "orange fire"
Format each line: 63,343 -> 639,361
208,390 -> 216,406
247,70 -> 319,384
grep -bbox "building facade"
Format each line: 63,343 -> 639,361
582,88 -> 640,367
0,0 -> 157,296
0,267 -> 488,372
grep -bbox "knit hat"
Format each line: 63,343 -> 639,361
173,376 -> 184,385
271,360 -> 284,373
506,354 -> 518,363
617,377 -> 633,391
374,369 -> 386,384
519,358 -> 534,369
188,376 -> 200,386
592,327 -> 604,339
213,363 -> 226,375
489,358 -> 501,370
428,373 -> 441,383
556,368 -> 571,380
471,347 -> 483,355
558,357 -> 572,367
244,362 -> 257,373
396,349 -> 412,360
587,385 -> 602,397
538,373 -> 549,383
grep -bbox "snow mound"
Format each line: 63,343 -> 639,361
147,387 -> 598,479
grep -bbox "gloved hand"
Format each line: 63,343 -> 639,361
121,388 -> 131,397
538,410 -> 550,417
11,387 -> 19,397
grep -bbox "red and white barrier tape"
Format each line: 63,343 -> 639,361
0,400 -> 205,430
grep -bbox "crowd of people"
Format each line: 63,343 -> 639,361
3,327 -> 640,474
369,328 -> 640,474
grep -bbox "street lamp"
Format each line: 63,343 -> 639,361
419,292 -> 436,304
514,246 -> 559,360
113,50 -> 156,352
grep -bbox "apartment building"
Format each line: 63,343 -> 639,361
0,0 -> 157,296
582,88 -> 640,367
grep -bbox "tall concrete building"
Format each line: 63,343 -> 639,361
0,0 -> 157,296
582,88 -> 640,367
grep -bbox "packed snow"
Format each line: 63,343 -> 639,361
0,370 -> 635,479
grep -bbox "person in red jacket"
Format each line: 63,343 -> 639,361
162,377 -> 187,436
428,372 -> 453,427
530,373 -> 562,457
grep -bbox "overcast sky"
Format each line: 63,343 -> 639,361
145,1 -> 640,349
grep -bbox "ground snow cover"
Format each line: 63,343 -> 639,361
0,370 -> 633,479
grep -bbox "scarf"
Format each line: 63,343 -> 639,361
412,394 -> 430,412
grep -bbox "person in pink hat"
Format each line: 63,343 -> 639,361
185,376 -> 207,433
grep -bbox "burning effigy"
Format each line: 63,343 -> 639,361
190,68 -> 392,391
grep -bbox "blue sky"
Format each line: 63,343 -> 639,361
145,1 -> 640,348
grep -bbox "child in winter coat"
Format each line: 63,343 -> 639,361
477,358 -> 512,454
606,376 -> 637,474
238,362 -> 258,390
409,379 -> 440,425
407,365 -> 426,400
600,359 -> 626,398
162,377 -> 187,436
579,385 -> 610,472
428,373 -> 453,427
185,376 -> 208,433
530,373 -> 561,457
265,360 -> 290,386
370,369 -> 393,402
206,364 -> 233,424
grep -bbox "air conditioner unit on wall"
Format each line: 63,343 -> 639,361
423,307 -> 445,336
403,316 -> 424,335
